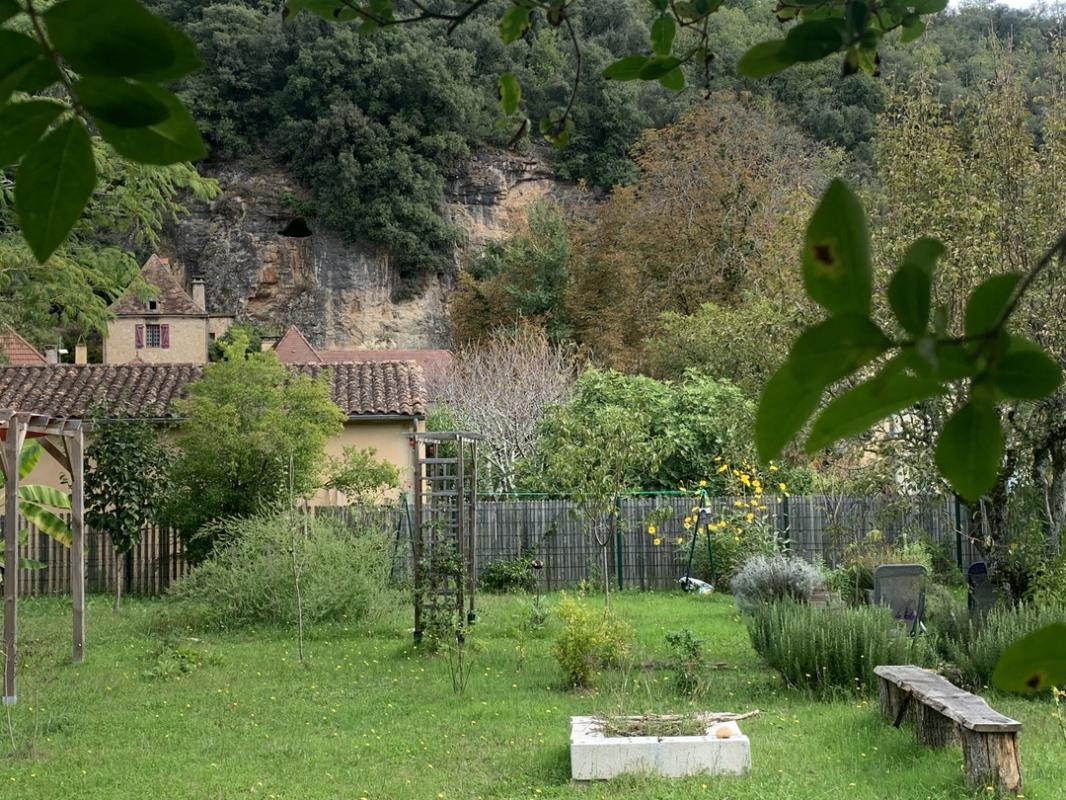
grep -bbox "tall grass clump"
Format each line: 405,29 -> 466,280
731,554 -> 822,611
171,511 -> 390,628
935,603 -> 1066,690
746,602 -> 933,696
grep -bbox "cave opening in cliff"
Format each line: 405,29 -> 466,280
278,217 -> 313,238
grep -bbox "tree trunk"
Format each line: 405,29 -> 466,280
113,555 -> 123,612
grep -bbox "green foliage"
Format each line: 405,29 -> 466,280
730,554 -> 822,611
663,627 -> 705,698
143,637 -> 221,680
451,201 -> 572,344
746,602 -> 934,696
86,415 -> 173,558
0,441 -> 73,579
993,622 -> 1066,694
165,332 -> 344,560
934,604 -> 1066,691
323,446 -> 399,505
0,136 -> 216,347
207,321 -> 268,362
0,0 -> 205,263
171,510 -> 389,628
551,592 -> 634,687
479,551 -> 537,594
528,368 -> 757,493
756,178 -> 1064,502
686,527 -> 778,589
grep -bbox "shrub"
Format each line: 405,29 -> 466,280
684,526 -> 777,587
479,552 -> 538,593
746,602 -> 934,696
664,628 -> 706,698
934,603 -> 1066,690
552,593 -> 634,688
171,511 -> 389,628
731,554 -> 822,611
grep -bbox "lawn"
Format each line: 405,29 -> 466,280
2,591 -> 1063,799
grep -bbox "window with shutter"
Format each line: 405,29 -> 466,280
135,324 -> 144,349
161,324 -> 170,349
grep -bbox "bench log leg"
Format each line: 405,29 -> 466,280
878,678 -> 906,722
961,730 -> 1022,795
915,705 -> 958,748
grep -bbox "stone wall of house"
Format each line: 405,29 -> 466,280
105,317 -> 209,365
162,148 -> 583,350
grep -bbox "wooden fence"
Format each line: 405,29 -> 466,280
3,494 -> 978,597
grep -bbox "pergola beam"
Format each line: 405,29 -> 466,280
3,415 -> 25,705
1,409 -> 88,703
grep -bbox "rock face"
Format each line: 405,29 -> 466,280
164,147 -> 578,349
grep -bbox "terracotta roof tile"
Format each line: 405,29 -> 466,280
0,361 -> 426,419
110,255 -> 205,317
0,329 -> 47,365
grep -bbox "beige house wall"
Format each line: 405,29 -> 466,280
20,417 -> 423,509
105,317 -> 209,364
315,418 -> 421,505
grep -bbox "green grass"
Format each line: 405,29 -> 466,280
2,591 -> 1064,799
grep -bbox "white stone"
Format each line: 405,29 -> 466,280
569,716 -> 751,781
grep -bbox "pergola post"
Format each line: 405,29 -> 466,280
3,415 -> 25,705
67,428 -> 85,663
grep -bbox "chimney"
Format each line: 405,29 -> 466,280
191,278 -> 206,310
75,343 -> 87,364
45,346 -> 58,364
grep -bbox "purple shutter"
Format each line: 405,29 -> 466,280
161,324 -> 170,349
135,324 -> 144,349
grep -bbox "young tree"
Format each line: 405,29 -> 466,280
538,402 -> 657,607
85,416 -> 173,611
323,446 -> 400,506
165,331 -> 344,561
436,323 -> 579,492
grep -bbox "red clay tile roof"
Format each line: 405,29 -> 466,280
271,325 -> 451,395
109,255 -> 206,317
0,361 -> 426,419
274,325 -> 322,364
0,329 -> 47,365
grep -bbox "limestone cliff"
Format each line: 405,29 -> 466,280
164,148 -> 580,349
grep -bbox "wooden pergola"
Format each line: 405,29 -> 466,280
1,409 -> 88,706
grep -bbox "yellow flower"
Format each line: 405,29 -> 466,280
675,537 -> 684,545
716,464 -> 728,474
739,473 -> 751,486
778,482 -> 787,492
647,525 -> 656,535
652,538 -> 661,546
699,479 -> 707,487
733,500 -> 745,507
769,463 -> 779,472
683,522 -> 692,530
744,513 -> 754,523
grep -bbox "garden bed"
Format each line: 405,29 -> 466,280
570,713 -> 753,780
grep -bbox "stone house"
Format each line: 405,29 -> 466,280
0,360 -> 427,504
104,255 -> 234,365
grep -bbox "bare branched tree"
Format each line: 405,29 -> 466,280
437,324 -> 579,492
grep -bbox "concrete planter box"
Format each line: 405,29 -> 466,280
570,716 -> 751,780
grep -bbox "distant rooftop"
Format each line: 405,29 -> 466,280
109,254 -> 205,317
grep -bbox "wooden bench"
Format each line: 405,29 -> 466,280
874,665 -> 1023,795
